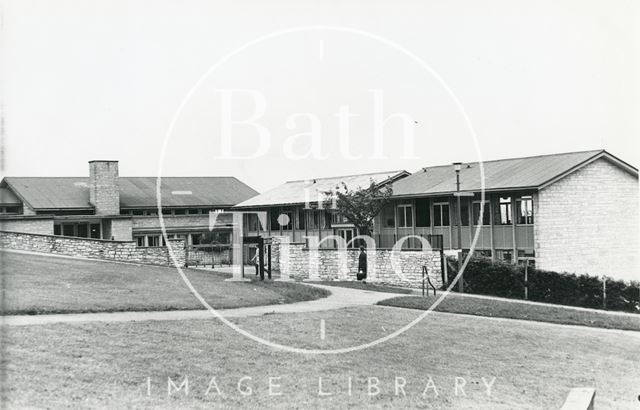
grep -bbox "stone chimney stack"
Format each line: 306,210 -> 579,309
89,160 -> 120,215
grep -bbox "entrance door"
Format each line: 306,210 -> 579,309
337,228 -> 355,248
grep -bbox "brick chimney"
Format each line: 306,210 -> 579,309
89,160 -> 120,215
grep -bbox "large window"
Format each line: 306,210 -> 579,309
496,196 -> 512,225
496,249 -> 513,263
90,224 -> 101,239
77,224 -> 88,238
331,212 -> 350,225
0,206 -> 20,214
381,205 -> 395,228
415,199 -> 430,227
54,222 -> 102,239
460,201 -> 470,226
296,209 -> 306,230
307,210 -> 320,230
472,201 -> 491,225
281,210 -> 293,231
516,195 -> 534,224
62,224 -> 75,236
323,210 -> 332,229
269,208 -> 280,232
245,213 -> 260,231
191,233 -> 202,245
397,204 -> 413,228
433,202 -> 450,227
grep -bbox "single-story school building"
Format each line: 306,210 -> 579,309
235,149 -> 638,282
1,150 -> 637,281
0,160 -> 258,246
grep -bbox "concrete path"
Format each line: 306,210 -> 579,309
1,284 -> 398,327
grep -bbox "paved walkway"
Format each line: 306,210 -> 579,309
1,284 -> 398,327
397,287 -> 640,318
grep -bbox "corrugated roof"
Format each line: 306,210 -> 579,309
0,187 -> 21,205
2,177 -> 258,210
391,149 -> 636,197
235,170 -> 408,208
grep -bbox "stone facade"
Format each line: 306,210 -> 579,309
0,230 -> 185,267
279,241 -> 443,289
131,214 -> 210,232
535,158 -> 639,281
89,160 -> 120,216
109,218 -> 133,241
268,236 -> 285,272
0,217 -> 54,235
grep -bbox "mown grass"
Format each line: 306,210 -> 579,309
5,306 -> 639,409
377,294 -> 640,331
0,251 -> 329,315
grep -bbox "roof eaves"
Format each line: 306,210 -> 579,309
375,170 -> 411,188
390,186 -> 540,199
2,179 -> 37,210
538,150 -> 637,190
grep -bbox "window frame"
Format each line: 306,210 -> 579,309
433,202 -> 450,227
496,196 -> 513,225
280,210 -> 293,231
516,195 -> 534,225
415,198 -> 431,227
397,204 -> 413,228
381,204 -> 396,228
472,200 -> 491,226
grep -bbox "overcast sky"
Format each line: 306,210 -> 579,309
2,0 -> 638,192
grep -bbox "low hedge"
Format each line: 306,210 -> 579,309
446,256 -> 640,313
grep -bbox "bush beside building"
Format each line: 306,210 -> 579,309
447,256 -> 640,313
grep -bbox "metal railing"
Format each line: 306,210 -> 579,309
185,244 -> 232,268
422,265 -> 437,297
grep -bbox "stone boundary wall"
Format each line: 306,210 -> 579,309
0,230 -> 185,267
279,242 -> 442,289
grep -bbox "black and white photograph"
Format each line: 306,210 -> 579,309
0,0 -> 638,408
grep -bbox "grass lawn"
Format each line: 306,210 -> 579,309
308,280 -> 414,294
4,306 -> 639,409
0,251 -> 329,315
378,295 -> 640,331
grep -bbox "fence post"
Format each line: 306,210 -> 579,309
524,258 -> 529,300
602,276 -> 607,310
457,251 -> 464,293
442,250 -> 448,285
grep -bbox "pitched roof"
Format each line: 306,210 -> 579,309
391,149 -> 638,197
235,170 -> 409,208
2,177 -> 258,210
0,187 -> 21,205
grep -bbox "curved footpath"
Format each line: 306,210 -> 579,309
3,284 -> 640,338
1,284 -> 398,327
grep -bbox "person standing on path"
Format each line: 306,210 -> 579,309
357,246 -> 367,284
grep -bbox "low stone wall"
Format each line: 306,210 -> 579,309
280,242 -> 443,289
0,230 -> 185,267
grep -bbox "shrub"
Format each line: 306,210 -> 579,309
446,256 -> 640,313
